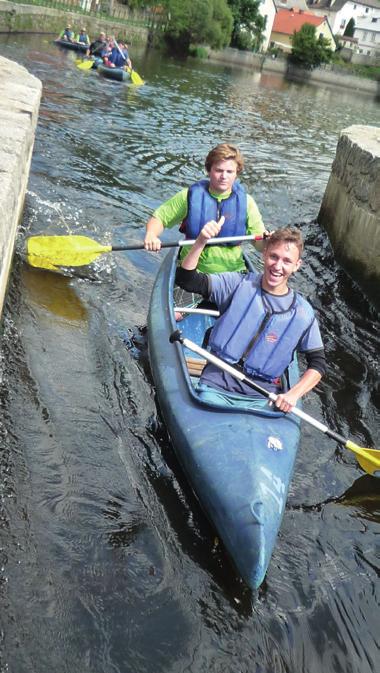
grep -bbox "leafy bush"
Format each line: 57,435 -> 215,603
290,23 -> 333,70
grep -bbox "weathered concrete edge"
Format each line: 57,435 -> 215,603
0,55 -> 42,317
208,48 -> 379,96
318,125 -> 380,308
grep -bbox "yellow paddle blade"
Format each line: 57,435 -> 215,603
75,59 -> 94,70
26,235 -> 112,270
126,66 -> 144,85
346,441 -> 380,477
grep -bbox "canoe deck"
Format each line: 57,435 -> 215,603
54,39 -> 88,53
147,248 -> 301,589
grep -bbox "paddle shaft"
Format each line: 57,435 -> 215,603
112,233 -> 264,252
170,331 -> 351,445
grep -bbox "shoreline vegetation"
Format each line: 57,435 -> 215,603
0,0 -> 379,95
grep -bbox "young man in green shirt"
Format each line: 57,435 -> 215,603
144,143 -> 267,273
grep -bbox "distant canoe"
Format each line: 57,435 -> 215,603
96,63 -> 129,82
54,39 -> 89,53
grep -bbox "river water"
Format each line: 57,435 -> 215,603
0,34 -> 379,673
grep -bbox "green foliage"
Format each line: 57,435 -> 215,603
290,23 -> 333,70
163,0 -> 233,54
189,45 -> 209,58
344,17 -> 355,38
330,56 -> 380,81
227,0 -> 265,51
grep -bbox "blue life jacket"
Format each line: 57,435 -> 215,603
109,47 -> 126,68
181,179 -> 247,246
209,273 -> 315,381
78,34 -> 88,44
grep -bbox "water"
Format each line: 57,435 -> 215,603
0,34 -> 379,673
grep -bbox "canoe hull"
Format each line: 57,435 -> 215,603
97,64 -> 129,82
54,39 -> 88,53
148,249 -> 301,589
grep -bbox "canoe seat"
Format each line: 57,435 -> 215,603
186,357 -> 207,377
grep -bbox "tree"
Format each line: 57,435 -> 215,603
344,18 -> 355,38
163,0 -> 233,54
290,23 -> 333,70
227,0 -> 265,51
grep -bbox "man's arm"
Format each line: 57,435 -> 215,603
274,346 -> 326,412
144,216 -> 164,251
174,218 -> 224,297
144,189 -> 189,252
274,369 -> 321,413
181,217 -> 224,269
246,195 -> 269,252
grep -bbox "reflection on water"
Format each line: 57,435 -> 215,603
22,266 -> 88,323
0,33 -> 379,673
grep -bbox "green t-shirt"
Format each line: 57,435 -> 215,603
153,187 -> 264,273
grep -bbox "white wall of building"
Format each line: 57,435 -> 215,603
310,1 -> 380,35
354,14 -> 380,55
258,0 -> 277,51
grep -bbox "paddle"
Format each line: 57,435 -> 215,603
75,58 -> 94,70
126,66 -> 144,86
26,233 -> 264,270
169,331 -> 380,478
113,37 -> 144,85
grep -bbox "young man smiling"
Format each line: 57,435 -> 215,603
175,222 -> 326,413
144,143 -> 266,273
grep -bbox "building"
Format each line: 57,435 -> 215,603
270,7 -> 336,52
258,0 -> 278,51
307,0 -> 380,36
354,13 -> 380,59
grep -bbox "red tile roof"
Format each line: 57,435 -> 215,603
272,9 -> 325,35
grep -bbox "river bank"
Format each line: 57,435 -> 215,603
0,53 -> 41,318
1,3 -> 379,96
0,1 -> 149,46
208,46 -> 380,97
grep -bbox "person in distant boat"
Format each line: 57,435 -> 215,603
76,27 -> 90,46
58,25 -> 75,42
144,143 -> 268,274
87,31 -> 107,57
103,40 -> 132,69
175,225 -> 326,413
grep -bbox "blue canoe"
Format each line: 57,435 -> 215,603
54,39 -> 89,53
96,63 -> 129,82
147,249 -> 302,590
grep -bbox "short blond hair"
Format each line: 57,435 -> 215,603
205,144 -> 244,174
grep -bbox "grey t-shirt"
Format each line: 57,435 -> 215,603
201,271 -> 323,396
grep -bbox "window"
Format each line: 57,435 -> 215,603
372,18 -> 378,23
371,32 -> 376,40
365,7 -> 369,12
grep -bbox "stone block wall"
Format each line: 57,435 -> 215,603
0,2 -> 149,46
0,55 -> 42,317
318,125 -> 380,307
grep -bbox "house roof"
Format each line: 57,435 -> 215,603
272,8 -> 325,34
307,0 -> 380,11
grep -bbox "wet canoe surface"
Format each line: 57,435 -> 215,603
148,249 -> 302,589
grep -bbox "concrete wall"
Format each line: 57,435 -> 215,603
0,2 -> 149,46
0,54 -> 42,317
208,47 -> 380,95
318,125 -> 380,308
